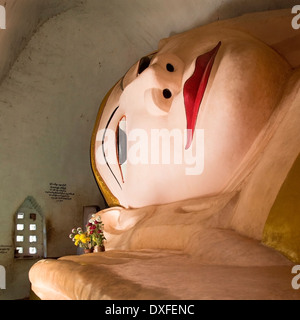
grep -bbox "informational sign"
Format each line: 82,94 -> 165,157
45,183 -> 75,202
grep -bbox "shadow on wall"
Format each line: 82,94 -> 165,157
209,0 -> 298,21
0,0 -> 83,85
167,0 -> 297,37
0,0 -> 297,86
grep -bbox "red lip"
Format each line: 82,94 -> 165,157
183,41 -> 221,149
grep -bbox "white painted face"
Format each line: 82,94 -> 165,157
93,25 -> 290,208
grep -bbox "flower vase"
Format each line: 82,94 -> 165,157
93,245 -> 105,253
84,248 -> 93,254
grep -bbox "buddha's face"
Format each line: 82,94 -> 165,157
93,26 -> 290,208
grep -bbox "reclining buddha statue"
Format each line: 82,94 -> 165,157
30,9 -> 300,300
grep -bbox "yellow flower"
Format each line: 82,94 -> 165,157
80,234 -> 87,243
72,232 -> 90,247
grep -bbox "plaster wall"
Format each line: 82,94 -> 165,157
0,0 -> 297,300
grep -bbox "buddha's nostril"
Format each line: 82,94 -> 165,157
163,89 -> 172,99
166,63 -> 175,72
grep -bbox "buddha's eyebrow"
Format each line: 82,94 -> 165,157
102,106 -> 122,190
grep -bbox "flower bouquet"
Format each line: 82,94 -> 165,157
69,227 -> 92,253
86,215 -> 106,252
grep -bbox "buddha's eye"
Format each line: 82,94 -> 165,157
137,56 -> 151,75
116,117 -> 127,182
